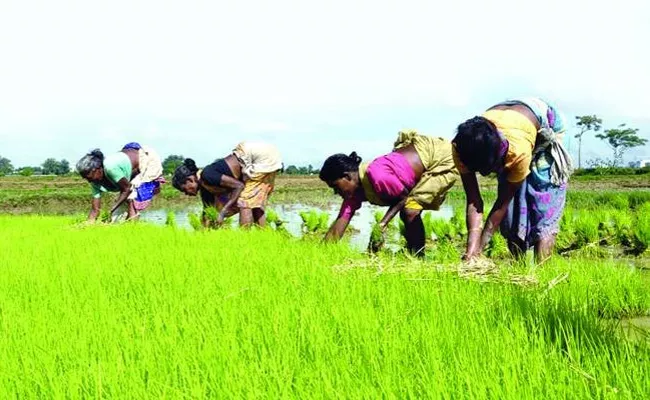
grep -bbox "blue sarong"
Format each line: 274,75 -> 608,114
497,98 -> 569,248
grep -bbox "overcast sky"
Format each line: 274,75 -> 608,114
1,0 -> 648,168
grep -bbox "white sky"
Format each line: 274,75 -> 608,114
0,0 -> 649,167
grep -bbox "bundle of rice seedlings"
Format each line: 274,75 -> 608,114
611,210 -> 633,245
188,212 -> 203,231
165,211 -> 176,227
486,233 -> 509,258
203,206 -> 219,225
299,209 -> 330,234
574,211 -> 600,247
368,222 -> 385,253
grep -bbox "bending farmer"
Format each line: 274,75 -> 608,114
76,142 -> 165,221
172,141 -> 283,228
319,130 -> 459,256
452,97 -> 572,263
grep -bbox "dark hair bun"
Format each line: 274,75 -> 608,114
348,151 -> 362,164
183,158 -> 198,173
90,149 -> 104,161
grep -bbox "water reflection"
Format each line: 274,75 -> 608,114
618,316 -> 650,343
140,202 -> 454,251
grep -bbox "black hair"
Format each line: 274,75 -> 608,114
319,152 -> 362,182
172,158 -> 199,190
76,149 -> 105,176
452,116 -> 502,173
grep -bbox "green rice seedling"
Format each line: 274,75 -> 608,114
318,211 -> 330,231
371,210 -> 398,235
450,206 -> 465,232
266,208 -> 280,225
628,191 -> 650,209
99,208 -> 112,223
368,222 -> 385,253
266,208 -> 290,236
428,216 -> 456,243
203,206 -> 219,225
429,239 -> 462,263
611,210 -> 634,245
188,212 -> 203,231
633,203 -> 650,253
597,192 -> 629,210
596,210 -> 617,244
486,232 -> 509,258
574,211 -> 600,247
165,211 -> 176,227
373,210 -> 382,224
557,207 -> 576,249
299,209 -> 330,234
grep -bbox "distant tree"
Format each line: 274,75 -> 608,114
42,158 -> 59,175
575,115 -> 602,169
284,165 -> 299,175
0,156 -> 13,176
58,159 -> 70,175
17,167 -> 34,177
162,154 -> 185,175
41,159 -> 70,175
596,124 -> 648,167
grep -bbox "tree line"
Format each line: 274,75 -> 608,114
0,158 -> 71,177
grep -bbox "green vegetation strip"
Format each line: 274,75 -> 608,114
0,216 -> 648,398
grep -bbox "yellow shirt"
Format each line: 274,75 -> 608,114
453,109 -> 537,183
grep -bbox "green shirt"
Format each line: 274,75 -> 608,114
91,152 -> 132,198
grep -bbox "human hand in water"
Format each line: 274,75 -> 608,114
368,223 -> 386,254
216,212 -> 225,226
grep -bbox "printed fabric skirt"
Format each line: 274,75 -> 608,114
236,172 -> 277,209
499,149 -> 567,248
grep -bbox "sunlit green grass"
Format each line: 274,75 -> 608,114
0,216 -> 648,398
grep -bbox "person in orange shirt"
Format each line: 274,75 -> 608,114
452,97 -> 573,263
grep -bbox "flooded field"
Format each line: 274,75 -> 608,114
139,202 -> 455,251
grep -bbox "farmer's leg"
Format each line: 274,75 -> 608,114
239,208 -> 254,228
534,235 -> 556,264
400,208 -> 425,257
252,208 -> 266,227
126,199 -> 139,220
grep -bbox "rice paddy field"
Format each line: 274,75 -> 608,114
0,175 -> 649,398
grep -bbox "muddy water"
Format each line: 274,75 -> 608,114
618,316 -> 650,343
139,202 -> 455,251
